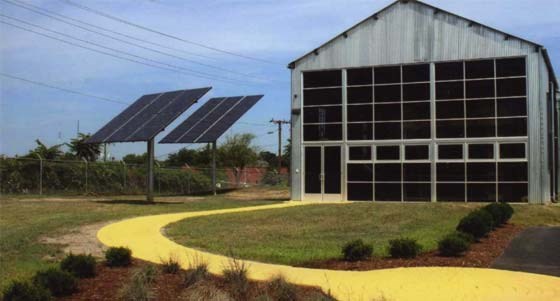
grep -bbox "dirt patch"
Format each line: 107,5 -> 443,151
61,259 -> 332,301
40,221 -> 113,257
302,223 -> 523,271
223,187 -> 289,201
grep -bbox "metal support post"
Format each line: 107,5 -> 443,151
147,138 -> 155,202
212,141 -> 217,196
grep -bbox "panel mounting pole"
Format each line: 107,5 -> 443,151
212,141 -> 217,196
147,138 -> 155,202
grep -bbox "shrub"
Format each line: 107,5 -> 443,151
222,257 -> 250,299
483,203 -> 506,227
388,238 -> 421,259
267,275 -> 297,301
341,239 -> 373,262
456,209 -> 493,239
184,257 -> 208,288
160,254 -> 181,274
60,253 -> 96,278
119,266 -> 156,301
2,280 -> 52,301
106,247 -> 132,267
498,202 -> 514,222
33,268 -> 77,297
438,232 -> 472,256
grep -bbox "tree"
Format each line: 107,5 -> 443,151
282,139 -> 291,169
258,150 -> 277,169
218,133 -> 258,185
66,133 -> 101,161
122,153 -> 148,165
165,145 -> 212,167
27,139 -> 64,160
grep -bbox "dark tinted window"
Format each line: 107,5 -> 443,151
403,163 -> 430,181
303,70 -> 341,88
499,143 -> 525,159
436,81 -> 463,100
436,101 -> 464,119
374,66 -> 401,84
304,147 -> 321,193
498,162 -> 527,181
497,118 -> 527,137
405,145 -> 429,160
437,163 -> 465,181
375,103 -> 401,121
347,104 -> 373,122
466,119 -> 495,138
348,183 -> 373,201
466,80 -> 495,98
465,60 -> 494,79
498,183 -> 528,202
347,68 -> 373,86
348,163 -> 373,181
377,145 -> 400,160
304,124 -> 342,141
403,121 -> 431,139
436,61 -> 463,80
467,184 -> 496,202
466,99 -> 495,118
437,120 -> 464,138
403,83 -> 430,101
303,106 -> 342,123
374,85 -> 401,102
402,64 -> 429,82
438,145 -> 463,160
375,163 -> 401,181
497,98 -> 526,117
403,183 -> 431,201
467,162 -> 496,181
437,183 -> 465,202
403,102 -> 430,120
497,78 -> 526,97
468,144 -> 494,159
496,57 -> 525,77
375,122 -> 401,140
349,146 -> 372,161
303,88 -> 342,106
375,183 -> 401,201
347,86 -> 373,104
347,123 -> 373,140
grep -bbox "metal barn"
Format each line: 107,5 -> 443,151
288,0 -> 558,204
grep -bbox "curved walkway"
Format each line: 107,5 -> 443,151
97,202 -> 560,301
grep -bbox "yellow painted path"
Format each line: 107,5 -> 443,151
97,202 -> 560,301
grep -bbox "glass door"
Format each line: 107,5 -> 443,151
304,146 -> 341,201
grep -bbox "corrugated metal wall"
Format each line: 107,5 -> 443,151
290,1 -> 551,203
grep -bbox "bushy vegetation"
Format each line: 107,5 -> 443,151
105,247 -> 132,267
341,239 -> 373,262
60,253 -> 96,278
32,268 -> 77,297
222,257 -> 250,300
2,280 -> 52,301
267,275 -> 297,301
388,238 -> 422,259
456,209 -> 494,240
183,257 -> 208,288
119,266 -> 157,301
438,232 -> 472,257
160,254 -> 181,274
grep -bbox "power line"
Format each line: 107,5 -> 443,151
60,0 -> 282,65
3,0 -> 219,62
0,15 -> 253,84
0,20 -> 257,86
2,0 -> 275,82
0,72 -> 127,105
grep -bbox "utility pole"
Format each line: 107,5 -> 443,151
270,119 -> 289,171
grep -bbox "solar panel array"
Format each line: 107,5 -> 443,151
160,95 -> 263,144
87,87 -> 211,143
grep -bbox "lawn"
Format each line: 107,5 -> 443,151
0,188 -> 284,289
166,202 -> 560,266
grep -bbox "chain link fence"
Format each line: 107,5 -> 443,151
0,157 -> 289,196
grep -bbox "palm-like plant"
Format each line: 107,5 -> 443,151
28,139 -> 64,160
67,133 -> 101,162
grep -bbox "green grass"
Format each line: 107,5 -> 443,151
166,203 -> 560,266
0,193 -> 279,289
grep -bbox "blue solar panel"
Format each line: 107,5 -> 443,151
87,87 -> 210,143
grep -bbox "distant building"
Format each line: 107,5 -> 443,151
288,0 -> 558,203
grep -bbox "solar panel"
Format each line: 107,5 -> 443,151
87,87 -> 211,143
160,95 -> 263,144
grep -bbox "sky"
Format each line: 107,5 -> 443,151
1,0 -> 559,160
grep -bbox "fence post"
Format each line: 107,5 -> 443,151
35,154 -> 43,195
155,162 -> 161,195
187,172 -> 191,195
121,161 -> 127,193
82,158 -> 88,194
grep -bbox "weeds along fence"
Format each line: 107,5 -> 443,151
0,157 -> 288,196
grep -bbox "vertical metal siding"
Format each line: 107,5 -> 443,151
291,1 -> 550,203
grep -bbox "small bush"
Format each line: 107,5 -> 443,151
33,268 -> 77,297
388,238 -> 421,259
438,232 -> 472,257
483,203 -> 506,227
267,275 -> 297,301
2,280 -> 52,301
341,239 -> 373,262
222,257 -> 250,300
184,257 -> 208,288
456,209 -> 493,239
106,247 -> 132,267
119,266 -> 156,301
160,254 -> 181,274
498,202 -> 514,222
60,253 -> 96,278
